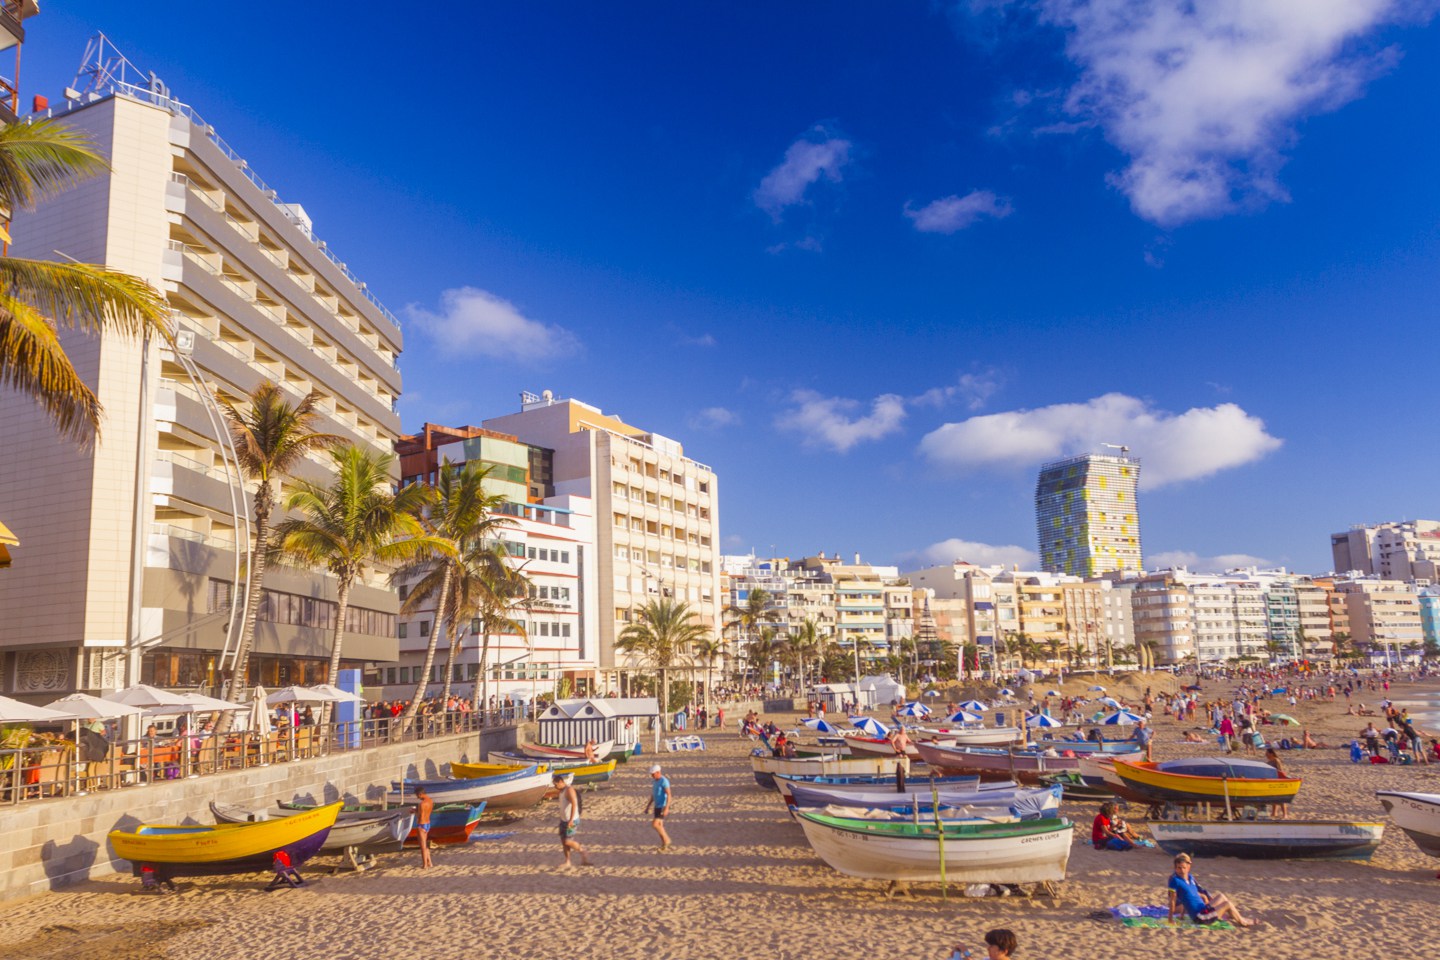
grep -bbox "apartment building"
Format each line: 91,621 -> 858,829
1129,575 -> 1195,666
1035,452 -> 1143,577
1331,520 -> 1440,581
1336,578 -> 1424,660
483,392 -> 721,693
0,57 -> 403,698
376,424 -> 598,703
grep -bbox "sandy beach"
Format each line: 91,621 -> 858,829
2,676 -> 1438,960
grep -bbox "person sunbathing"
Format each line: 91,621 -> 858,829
1183,730 -> 1207,743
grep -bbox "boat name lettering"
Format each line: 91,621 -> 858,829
1164,825 -> 1204,833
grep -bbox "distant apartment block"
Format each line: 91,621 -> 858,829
0,58 -> 403,697
1035,452 -> 1142,577
484,392 -> 721,694
1331,520 -> 1440,581
379,423 -> 599,703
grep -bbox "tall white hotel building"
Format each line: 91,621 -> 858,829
0,59 -> 403,699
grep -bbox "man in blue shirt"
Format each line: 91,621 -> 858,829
1166,853 -> 1256,927
647,763 -> 673,851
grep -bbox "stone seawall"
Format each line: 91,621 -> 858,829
0,723 -> 519,902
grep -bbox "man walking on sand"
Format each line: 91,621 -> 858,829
646,763 -> 672,850
554,773 -> 591,868
415,786 -> 434,869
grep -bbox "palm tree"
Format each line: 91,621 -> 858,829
691,636 -> 725,717
790,617 -> 824,692
617,597 -> 710,728
448,539 -> 529,717
272,445 -> 436,724
726,587 -> 771,682
219,383 -> 339,717
0,118 -> 170,445
748,627 -> 784,686
391,460 -> 511,718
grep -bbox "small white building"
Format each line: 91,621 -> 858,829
810,683 -> 875,711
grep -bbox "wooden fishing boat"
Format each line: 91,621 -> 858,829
1112,759 -> 1301,806
786,783 -> 1062,820
795,812 -> 1073,885
389,769 -> 552,811
913,742 -> 1080,785
913,726 -> 1023,748
775,772 -> 982,798
1376,791 -> 1440,858
406,802 -> 486,846
477,754 -> 618,785
109,802 -> 341,879
1039,771 -> 1114,802
751,753 -> 902,791
514,738 -> 614,762
1031,737 -> 1143,756
209,801 -> 414,855
844,736 -> 921,759
1149,818 -> 1385,861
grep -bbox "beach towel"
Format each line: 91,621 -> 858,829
1110,905 -> 1235,931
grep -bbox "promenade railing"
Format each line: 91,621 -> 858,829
0,705 -> 525,807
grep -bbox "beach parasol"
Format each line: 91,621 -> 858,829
0,695 -> 74,723
1271,713 -> 1300,726
1089,684 -> 1107,692
850,716 -> 890,737
265,685 -> 331,705
924,690 -> 941,698
1045,689 -> 1061,697
956,699 -> 988,712
42,693 -> 145,720
309,683 -> 364,704
102,684 -> 195,710
998,688 -> 1015,697
944,710 -> 984,724
1025,712 -> 1064,729
154,691 -> 243,716
1101,710 -> 1145,725
1099,696 -> 1121,708
802,718 -> 841,734
895,702 -> 932,718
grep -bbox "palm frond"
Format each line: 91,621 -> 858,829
0,258 -> 169,341
0,294 -> 102,444
0,118 -> 109,211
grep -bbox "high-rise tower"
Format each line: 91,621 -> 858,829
1035,452 -> 1142,577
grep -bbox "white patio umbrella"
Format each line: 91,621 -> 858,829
0,695 -> 74,723
102,684 -> 194,710
42,693 -> 145,720
308,683 -> 363,704
166,691 -> 242,713
1026,712 -> 1065,729
246,685 -> 269,735
265,685 -> 330,705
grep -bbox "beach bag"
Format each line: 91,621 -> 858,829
1350,741 -> 1364,763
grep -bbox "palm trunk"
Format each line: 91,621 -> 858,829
439,623 -> 459,713
478,627 -> 493,717
404,567 -> 452,727
321,575 -> 354,728
217,491 -> 271,735
660,666 -> 670,731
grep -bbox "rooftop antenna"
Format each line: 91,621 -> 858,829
72,32 -> 153,97
1100,442 -> 1130,457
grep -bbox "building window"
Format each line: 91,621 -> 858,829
398,623 -> 408,639
386,667 -> 397,684
420,620 -> 431,637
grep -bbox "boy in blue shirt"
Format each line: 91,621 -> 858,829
1167,853 -> 1256,927
647,763 -> 673,850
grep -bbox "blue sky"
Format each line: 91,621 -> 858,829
25,3 -> 1440,575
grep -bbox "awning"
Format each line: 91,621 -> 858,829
0,519 -> 17,569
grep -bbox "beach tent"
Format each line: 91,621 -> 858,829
858,674 -> 905,705
812,683 -> 875,711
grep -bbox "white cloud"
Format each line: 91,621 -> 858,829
775,389 -> 907,453
904,190 -> 1013,233
404,287 -> 579,362
917,393 -> 1282,487
914,368 -> 1004,411
689,406 -> 740,430
902,538 -> 1039,570
1148,549 -> 1272,573
682,332 -> 718,348
1028,0 -> 1421,226
754,130 -> 853,219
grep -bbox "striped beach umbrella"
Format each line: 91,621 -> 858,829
944,710 -> 984,724
895,701 -> 932,718
1026,712 -> 1065,729
803,718 -> 841,734
956,699 -> 988,712
850,716 -> 890,737
1102,710 -> 1145,725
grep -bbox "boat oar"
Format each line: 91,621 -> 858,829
930,771 -> 947,901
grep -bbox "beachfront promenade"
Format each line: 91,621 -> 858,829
0,713 -> 520,902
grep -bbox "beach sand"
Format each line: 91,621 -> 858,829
2,676 -> 1437,960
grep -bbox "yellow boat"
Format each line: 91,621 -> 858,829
455,757 -> 617,784
109,801 -> 342,878
1113,759 -> 1301,806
